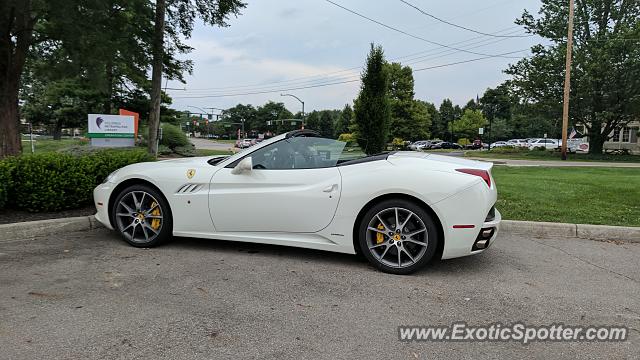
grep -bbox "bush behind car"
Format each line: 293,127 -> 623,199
0,149 -> 153,212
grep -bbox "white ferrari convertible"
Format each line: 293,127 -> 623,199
94,130 -> 500,274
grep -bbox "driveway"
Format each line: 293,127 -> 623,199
466,157 -> 640,168
425,151 -> 640,168
0,230 -> 638,359
190,137 -> 235,152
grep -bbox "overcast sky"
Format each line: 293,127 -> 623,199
167,0 -> 542,114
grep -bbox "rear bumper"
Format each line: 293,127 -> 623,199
441,209 -> 501,260
430,180 -> 500,260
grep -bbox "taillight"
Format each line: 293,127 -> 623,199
456,168 -> 491,187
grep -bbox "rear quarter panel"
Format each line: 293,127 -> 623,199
321,157 -> 482,253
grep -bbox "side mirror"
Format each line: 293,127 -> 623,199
231,157 -> 252,174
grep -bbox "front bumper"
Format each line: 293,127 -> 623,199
93,183 -> 115,230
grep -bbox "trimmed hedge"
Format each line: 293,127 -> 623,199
0,149 -> 153,212
0,157 -> 16,209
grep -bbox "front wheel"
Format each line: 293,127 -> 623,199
111,184 -> 173,247
358,199 -> 439,275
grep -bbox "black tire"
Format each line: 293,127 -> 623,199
110,184 -> 173,247
357,199 -> 439,275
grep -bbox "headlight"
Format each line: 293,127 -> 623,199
102,170 -> 119,184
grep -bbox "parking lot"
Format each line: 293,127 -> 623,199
1,230 -> 638,359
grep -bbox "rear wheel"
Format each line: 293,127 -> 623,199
111,184 -> 172,247
358,199 -> 439,275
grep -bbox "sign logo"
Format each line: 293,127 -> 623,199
186,169 -> 196,179
96,116 -> 104,129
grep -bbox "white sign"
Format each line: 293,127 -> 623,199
478,127 -> 484,135
87,114 -> 135,147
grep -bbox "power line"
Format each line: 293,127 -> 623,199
169,26 -> 524,93
177,32 -> 523,96
172,49 -> 529,99
398,0 -> 531,38
323,0 -> 522,59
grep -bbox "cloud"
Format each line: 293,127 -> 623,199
222,32 -> 263,47
186,39 -> 358,81
278,7 -> 300,18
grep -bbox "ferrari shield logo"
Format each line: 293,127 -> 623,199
186,169 -> 196,179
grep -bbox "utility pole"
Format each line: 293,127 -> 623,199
561,0 -> 575,160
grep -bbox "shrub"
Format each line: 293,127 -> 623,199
174,144 -> 196,157
1,149 -> 153,212
488,146 -> 529,154
157,144 -> 172,155
160,123 -> 189,149
458,138 -> 471,146
338,133 -> 355,145
391,137 -> 405,150
0,157 -> 16,209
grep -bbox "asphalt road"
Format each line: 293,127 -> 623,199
189,138 -> 235,152
1,230 -> 638,359
427,151 -> 640,168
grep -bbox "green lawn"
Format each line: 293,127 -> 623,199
195,149 -> 234,156
210,139 -> 237,144
492,166 -> 640,227
21,138 -> 89,154
466,150 -> 640,162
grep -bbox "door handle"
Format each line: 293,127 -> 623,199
323,184 -> 338,193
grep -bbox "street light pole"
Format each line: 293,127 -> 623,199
561,0 -> 575,160
281,93 -> 305,128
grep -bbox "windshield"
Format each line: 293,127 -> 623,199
239,136 -> 375,170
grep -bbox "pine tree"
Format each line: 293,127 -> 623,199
353,44 -> 390,155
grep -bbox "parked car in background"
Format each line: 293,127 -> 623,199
528,138 -> 559,150
490,141 -> 509,148
235,138 -> 254,149
507,139 -> 528,147
408,140 -> 431,151
465,139 -> 485,150
428,140 -> 444,149
438,142 -> 464,149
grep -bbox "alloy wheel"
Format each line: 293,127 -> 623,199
365,207 -> 429,269
114,190 -> 163,244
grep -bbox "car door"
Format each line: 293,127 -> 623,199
209,136 -> 343,233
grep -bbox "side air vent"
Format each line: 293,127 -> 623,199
176,183 -> 204,194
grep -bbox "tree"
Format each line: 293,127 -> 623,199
318,111 -> 335,138
256,101 -> 292,134
506,0 -> 640,154
1,0 -> 40,156
451,109 -> 488,140
148,0 -> 246,155
436,99 -> 456,140
353,44 -> 390,155
481,84 -> 513,122
487,118 -> 512,141
480,83 -> 514,143
220,103 -> 257,137
385,62 -> 430,141
463,98 -> 480,111
334,104 -> 353,137
408,100 -> 432,140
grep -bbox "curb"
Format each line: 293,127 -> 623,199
501,220 -> 640,243
0,217 -> 637,243
0,216 -> 104,242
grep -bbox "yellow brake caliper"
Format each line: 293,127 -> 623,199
375,223 -> 385,244
150,202 -> 161,230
